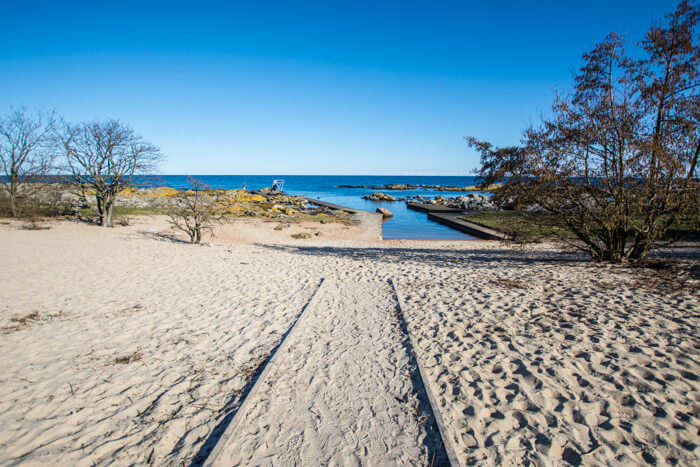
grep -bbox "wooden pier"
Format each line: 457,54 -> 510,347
303,197 -> 361,214
427,212 -> 509,240
405,202 -> 463,213
407,202 -> 509,240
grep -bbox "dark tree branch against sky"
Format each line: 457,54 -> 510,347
0,1 -> 684,174
468,1 -> 699,262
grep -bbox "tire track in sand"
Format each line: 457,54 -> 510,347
205,276 -> 449,466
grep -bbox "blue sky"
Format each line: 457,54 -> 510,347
0,1 -> 680,174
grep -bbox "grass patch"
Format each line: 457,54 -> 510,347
459,211 -> 571,243
291,232 -> 312,239
460,210 -> 699,245
80,206 -> 166,217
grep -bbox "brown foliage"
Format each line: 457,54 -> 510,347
468,1 -> 700,262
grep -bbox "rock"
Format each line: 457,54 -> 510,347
460,193 -> 497,211
376,208 -> 393,218
363,192 -> 396,202
523,203 -> 550,214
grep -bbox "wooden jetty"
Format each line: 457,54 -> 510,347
407,202 -> 509,240
427,212 -> 509,240
303,197 -> 361,214
406,202 -> 463,213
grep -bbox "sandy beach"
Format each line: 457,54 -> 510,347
1,216 -> 698,466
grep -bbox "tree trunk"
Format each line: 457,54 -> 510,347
9,172 -> 18,217
104,196 -> 114,227
9,194 -> 18,217
95,195 -> 105,226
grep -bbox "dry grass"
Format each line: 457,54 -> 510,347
120,304 -> 144,314
489,277 -> 527,289
116,216 -> 133,226
20,220 -> 50,230
631,259 -> 700,294
2,311 -> 41,334
291,232 -> 311,239
114,352 -> 143,364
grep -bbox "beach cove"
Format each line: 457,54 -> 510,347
1,216 -> 698,466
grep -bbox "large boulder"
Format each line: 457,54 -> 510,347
376,207 -> 393,218
461,193 -> 497,211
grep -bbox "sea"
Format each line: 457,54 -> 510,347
155,175 -> 487,240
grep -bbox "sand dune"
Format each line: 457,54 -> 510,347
0,217 -> 698,466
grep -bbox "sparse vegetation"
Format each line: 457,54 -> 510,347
20,219 -> 50,230
114,352 -> 142,364
2,311 -> 41,334
459,211 -> 572,243
291,232 -> 312,239
116,216 -> 132,226
167,178 -> 223,244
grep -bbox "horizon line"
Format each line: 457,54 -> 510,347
154,173 -> 478,177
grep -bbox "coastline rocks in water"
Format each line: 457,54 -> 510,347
405,193 -> 498,211
376,207 -> 393,218
363,192 -> 396,202
337,183 -> 499,191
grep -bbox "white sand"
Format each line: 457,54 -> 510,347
0,216 -> 698,466
211,278 -> 440,466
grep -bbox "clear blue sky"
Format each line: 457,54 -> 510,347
0,1 -> 680,175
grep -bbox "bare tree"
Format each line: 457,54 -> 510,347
61,120 -> 162,227
167,178 -> 222,244
468,1 -> 699,262
0,108 -> 56,217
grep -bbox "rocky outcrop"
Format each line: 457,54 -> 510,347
460,193 -> 497,211
376,208 -> 393,218
363,192 -> 397,202
404,193 -> 498,211
338,183 -> 500,191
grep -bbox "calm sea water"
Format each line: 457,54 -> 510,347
155,175 -> 486,240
